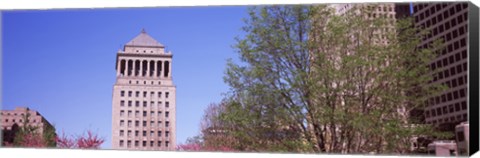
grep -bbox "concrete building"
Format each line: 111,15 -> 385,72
1,107 -> 55,145
413,2 -> 468,128
455,122 -> 469,155
111,29 -> 176,150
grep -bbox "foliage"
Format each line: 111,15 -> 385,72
11,111 -> 56,148
213,4 -> 449,154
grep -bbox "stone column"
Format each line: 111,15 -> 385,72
154,61 -> 158,78
168,60 -> 172,78
147,61 -> 151,77
117,60 -> 121,76
133,60 -> 136,77
140,60 -> 143,77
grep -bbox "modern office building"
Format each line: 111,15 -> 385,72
1,107 -> 55,145
413,2 -> 468,128
111,29 -> 176,150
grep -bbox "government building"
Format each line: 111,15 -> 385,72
111,29 -> 176,150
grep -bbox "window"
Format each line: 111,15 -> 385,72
143,121 -> 147,127
121,91 -> 125,97
143,111 -> 147,117
158,121 -> 162,127
166,141 -> 169,147
127,130 -> 132,137
143,131 -> 147,136
158,92 -> 162,98
158,102 -> 162,108
128,110 -> 132,117
151,101 -> 155,107
455,103 -> 461,111
150,141 -> 154,147
461,101 -> 467,110
143,101 -> 147,108
457,132 -> 465,142
135,91 -> 140,97
135,130 -> 139,136
128,120 -> 132,127
135,101 -> 140,107
165,131 -> 169,137
449,104 -> 454,113
150,92 -> 155,98
120,110 -> 125,117
127,140 -> 132,147
135,121 -> 139,127
158,141 -> 162,147
151,121 -> 155,127
158,111 -> 162,117
143,91 -> 147,97
121,101 -> 125,107
158,131 -> 162,137
150,111 -> 155,117
135,111 -> 139,117
166,102 -> 169,108
120,120 -> 124,126
166,121 -> 170,127
460,89 -> 466,97
135,141 -> 139,147
128,101 -> 132,107
166,92 -> 169,98
143,141 -> 147,147
150,131 -> 154,137
120,140 -> 124,147
165,112 -> 169,118
128,91 -> 132,97
120,130 -> 124,136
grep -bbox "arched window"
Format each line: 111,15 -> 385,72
156,61 -> 162,77
142,60 -> 148,76
164,61 -> 170,78
127,60 -> 133,76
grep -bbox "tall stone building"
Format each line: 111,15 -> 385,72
413,2 -> 468,128
111,29 -> 176,150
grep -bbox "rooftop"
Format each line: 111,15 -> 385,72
125,29 -> 164,48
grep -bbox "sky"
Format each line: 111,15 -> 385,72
2,6 -> 248,149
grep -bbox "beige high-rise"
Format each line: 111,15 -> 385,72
111,29 -> 176,150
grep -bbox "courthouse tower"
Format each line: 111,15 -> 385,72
111,29 -> 176,150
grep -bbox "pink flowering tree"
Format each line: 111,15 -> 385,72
56,130 -> 105,149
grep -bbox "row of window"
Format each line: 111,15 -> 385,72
119,130 -> 170,137
429,87 -> 467,106
426,100 -> 467,118
415,3 -> 467,22
431,62 -> 467,82
119,120 -> 170,128
427,113 -> 467,124
119,140 -> 170,148
419,15 -> 467,45
120,110 -> 170,118
3,118 -> 38,123
121,91 -> 170,98
120,100 -> 170,109
367,5 -> 394,12
127,80 -> 162,85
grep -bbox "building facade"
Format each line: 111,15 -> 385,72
1,107 -> 55,145
413,2 -> 468,127
111,29 -> 176,150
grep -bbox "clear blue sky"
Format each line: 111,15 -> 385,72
2,6 -> 248,149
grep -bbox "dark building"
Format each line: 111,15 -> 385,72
413,2 -> 468,129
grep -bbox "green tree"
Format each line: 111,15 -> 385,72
218,4 -> 449,154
